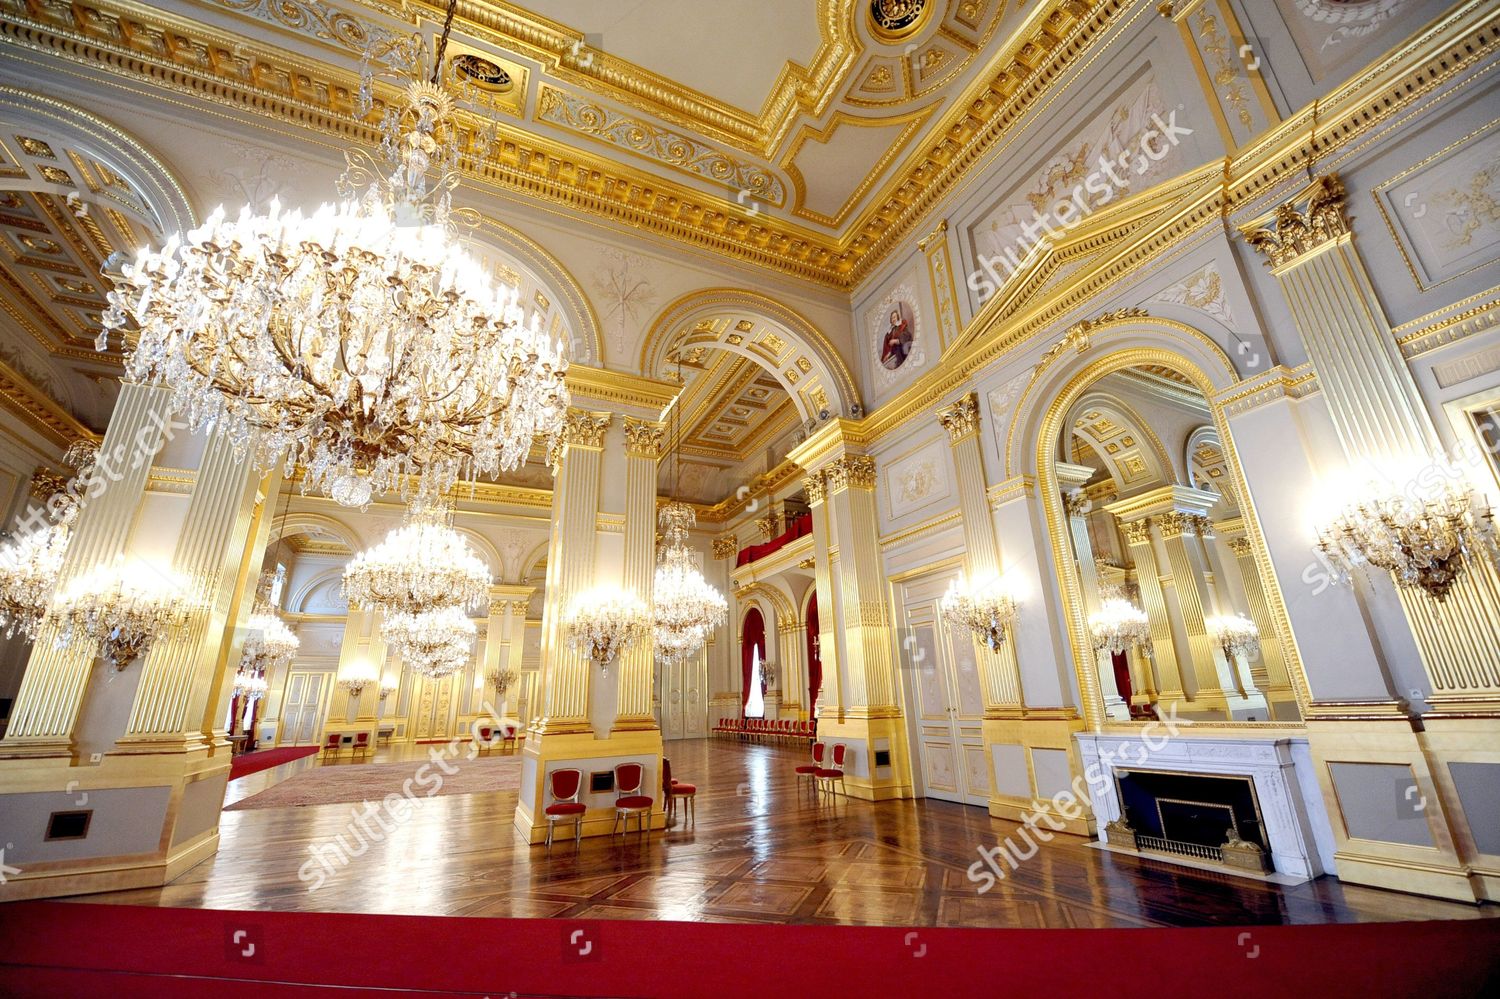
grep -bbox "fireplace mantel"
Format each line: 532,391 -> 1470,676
1076,733 -> 1338,882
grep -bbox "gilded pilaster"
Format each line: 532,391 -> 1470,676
1056,462 -> 1126,720
1116,517 -> 1186,705
2,383 -> 174,752
616,417 -> 663,730
1224,534 -> 1296,714
1157,511 -> 1240,710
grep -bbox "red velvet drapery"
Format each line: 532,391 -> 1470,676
805,595 -> 821,717
741,607 -> 765,713
735,513 -> 813,567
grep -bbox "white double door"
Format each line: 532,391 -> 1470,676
898,571 -> 990,806
280,671 -> 329,745
658,650 -> 707,741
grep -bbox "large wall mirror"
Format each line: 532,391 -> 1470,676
1044,362 -> 1303,725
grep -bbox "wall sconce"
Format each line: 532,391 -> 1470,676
51,558 -> 196,669
564,587 -> 648,676
337,658 -> 380,697
939,574 -> 1020,650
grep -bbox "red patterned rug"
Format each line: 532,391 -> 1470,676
225,753 -> 523,810
228,746 -> 320,781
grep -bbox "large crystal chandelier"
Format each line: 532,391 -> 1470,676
241,573 -> 299,672
564,587 -> 648,675
0,519 -> 70,641
342,504 -> 490,615
940,575 -> 1019,651
1207,613 -> 1260,661
51,559 -> 196,669
99,1 -> 570,505
1088,597 -> 1152,656
652,502 -> 727,666
385,606 -> 475,679
1315,457 -> 1499,600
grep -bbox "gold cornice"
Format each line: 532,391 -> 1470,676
564,364 -> 678,416
0,355 -> 97,448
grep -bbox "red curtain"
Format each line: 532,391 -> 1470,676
805,594 -> 821,717
741,608 -> 765,714
735,513 -> 813,567
1112,651 -> 1133,711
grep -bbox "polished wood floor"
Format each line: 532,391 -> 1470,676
78,738 -> 1496,927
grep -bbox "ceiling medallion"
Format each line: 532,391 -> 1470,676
869,0 -> 931,40
451,53 -> 514,92
100,0 -> 569,506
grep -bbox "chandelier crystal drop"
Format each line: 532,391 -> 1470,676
0,520 -> 71,641
342,505 -> 491,616
1315,460 -> 1500,600
1088,597 -> 1152,656
99,11 -> 571,504
651,502 -> 727,666
1207,613 -> 1260,661
384,605 -> 475,679
51,560 -> 197,669
564,588 -> 648,673
940,575 -> 1019,651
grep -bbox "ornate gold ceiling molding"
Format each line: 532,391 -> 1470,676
783,105 -> 936,227
0,354 -> 96,448
445,0 -> 858,157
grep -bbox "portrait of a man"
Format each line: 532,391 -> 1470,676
881,301 -> 915,371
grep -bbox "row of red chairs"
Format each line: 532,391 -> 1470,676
712,717 -> 816,742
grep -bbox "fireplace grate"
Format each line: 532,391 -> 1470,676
1134,834 -> 1223,863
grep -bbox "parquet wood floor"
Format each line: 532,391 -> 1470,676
74,739 -> 1497,927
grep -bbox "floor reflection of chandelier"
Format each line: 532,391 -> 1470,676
652,502 -> 727,666
940,575 -> 1018,651
385,606 -> 475,679
99,1 -> 569,505
1088,598 -> 1151,656
0,519 -> 70,640
342,505 -> 491,616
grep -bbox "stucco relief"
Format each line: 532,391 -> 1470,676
1149,263 -> 1236,328
1378,125 -> 1500,290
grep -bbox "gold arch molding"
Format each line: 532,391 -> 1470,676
1022,335 -> 1313,731
642,289 -> 862,421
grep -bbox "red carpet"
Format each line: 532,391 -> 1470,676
0,901 -> 1495,998
227,746 -> 319,781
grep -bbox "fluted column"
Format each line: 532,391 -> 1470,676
1224,534 -> 1295,709
536,409 -> 610,733
1115,517 -> 1185,705
822,455 -> 897,715
804,473 -> 841,717
937,393 -> 1023,710
1243,173 -> 1500,712
1055,460 -> 1127,720
1157,511 -> 1241,710
2,383 -> 175,751
778,618 -> 806,718
119,427 -> 266,749
615,418 -> 664,730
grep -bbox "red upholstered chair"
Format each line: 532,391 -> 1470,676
815,743 -> 848,799
321,732 -> 342,759
662,758 -> 696,824
352,731 -> 371,759
544,768 -> 587,847
613,762 -> 654,836
502,723 -> 520,753
795,741 -> 826,790
476,726 -> 493,753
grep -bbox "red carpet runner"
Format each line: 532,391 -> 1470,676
0,901 -> 1495,998
227,746 -> 319,781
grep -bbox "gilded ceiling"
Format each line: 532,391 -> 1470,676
0,0 -> 1120,287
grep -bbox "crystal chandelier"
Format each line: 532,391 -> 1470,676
385,605 -> 475,679
241,573 -> 299,672
99,1 -> 570,505
1207,613 -> 1260,661
940,575 -> 1019,651
343,504 -> 491,616
564,587 -> 648,674
336,658 -> 380,696
1315,461 -> 1499,600
486,667 -> 518,695
652,502 -> 727,666
1088,597 -> 1152,655
232,671 -> 269,700
0,519 -> 70,641
51,560 -> 196,669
